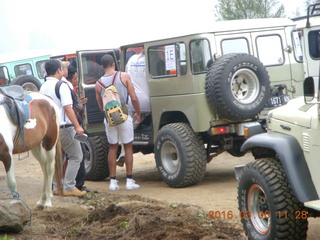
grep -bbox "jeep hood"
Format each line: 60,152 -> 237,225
269,97 -> 315,128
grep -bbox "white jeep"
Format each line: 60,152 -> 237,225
236,4 -> 320,239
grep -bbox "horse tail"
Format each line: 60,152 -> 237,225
55,135 -> 63,195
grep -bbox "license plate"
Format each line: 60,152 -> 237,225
266,95 -> 290,108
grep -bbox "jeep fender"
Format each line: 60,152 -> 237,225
241,132 -> 318,203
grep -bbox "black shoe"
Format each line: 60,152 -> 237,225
77,186 -> 91,192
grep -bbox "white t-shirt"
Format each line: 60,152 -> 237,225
61,77 -> 73,89
126,53 -> 151,112
40,77 -> 73,125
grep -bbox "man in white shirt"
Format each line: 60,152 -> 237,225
40,59 -> 86,197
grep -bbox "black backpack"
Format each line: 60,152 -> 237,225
55,81 -> 84,124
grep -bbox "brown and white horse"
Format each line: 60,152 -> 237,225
0,91 -> 62,209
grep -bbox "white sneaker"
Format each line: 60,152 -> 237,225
126,178 -> 140,190
109,179 -> 120,191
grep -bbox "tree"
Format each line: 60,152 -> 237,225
215,0 -> 285,20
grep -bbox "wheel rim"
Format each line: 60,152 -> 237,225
84,141 -> 92,173
21,82 -> 38,91
161,140 -> 180,174
231,68 -> 259,104
248,184 -> 270,234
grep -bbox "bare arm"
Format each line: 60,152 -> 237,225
63,105 -> 84,136
95,84 -> 103,111
122,72 -> 141,124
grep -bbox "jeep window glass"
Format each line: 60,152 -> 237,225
308,30 -> 320,59
14,64 -> 33,77
36,60 -> 47,79
80,53 -> 110,85
148,44 -> 178,77
190,39 -> 212,74
292,31 -> 303,62
221,38 -> 249,55
0,66 -> 9,86
179,43 -> 187,75
256,35 -> 284,66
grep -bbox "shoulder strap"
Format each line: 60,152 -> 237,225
112,71 -> 118,85
97,79 -> 107,89
55,81 -> 65,100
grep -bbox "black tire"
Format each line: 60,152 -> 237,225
226,139 -> 246,157
154,123 -> 206,188
238,158 -> 308,240
84,135 -> 109,181
10,75 -> 42,91
205,53 -> 270,120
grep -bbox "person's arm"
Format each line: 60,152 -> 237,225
60,83 -> 84,136
95,83 -> 103,111
64,105 -> 84,136
122,72 -> 141,124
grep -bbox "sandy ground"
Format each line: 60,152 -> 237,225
0,151 -> 319,239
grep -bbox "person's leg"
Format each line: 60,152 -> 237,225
75,143 -> 86,190
60,127 -> 84,193
105,119 -> 120,190
118,116 -> 139,190
124,143 -> 139,190
123,142 -> 133,176
108,143 -> 118,178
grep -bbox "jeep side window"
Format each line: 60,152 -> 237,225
292,31 -> 303,62
14,63 -> 33,77
148,44 -> 178,77
221,38 -> 249,55
308,30 -> 320,59
190,39 -> 212,74
36,60 -> 47,79
0,66 -> 9,86
256,35 -> 284,66
179,43 -> 187,75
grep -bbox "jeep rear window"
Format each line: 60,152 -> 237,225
0,66 -> 9,86
148,44 -> 178,77
292,31 -> 303,62
221,38 -> 249,55
14,64 -> 33,77
190,39 -> 212,74
256,35 -> 284,66
308,30 -> 320,59
36,60 -> 47,79
80,53 -> 110,85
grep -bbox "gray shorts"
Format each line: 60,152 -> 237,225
104,115 -> 133,144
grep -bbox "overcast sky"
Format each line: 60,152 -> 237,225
0,0 -> 306,56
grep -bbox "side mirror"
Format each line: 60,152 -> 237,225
304,77 -> 315,103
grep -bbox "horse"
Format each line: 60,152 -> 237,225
0,86 -> 62,209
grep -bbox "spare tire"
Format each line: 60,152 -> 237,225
10,75 -> 42,91
205,53 -> 270,121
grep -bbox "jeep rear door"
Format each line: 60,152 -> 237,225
77,49 -> 120,135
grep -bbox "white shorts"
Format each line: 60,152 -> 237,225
104,115 -> 134,144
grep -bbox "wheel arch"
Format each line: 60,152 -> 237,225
157,111 -> 189,132
241,132 -> 319,203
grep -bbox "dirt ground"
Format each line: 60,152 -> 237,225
0,151 -> 319,239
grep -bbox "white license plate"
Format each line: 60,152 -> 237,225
267,95 -> 290,108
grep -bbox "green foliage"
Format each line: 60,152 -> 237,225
215,0 -> 285,20
119,221 -> 129,230
0,234 -> 14,240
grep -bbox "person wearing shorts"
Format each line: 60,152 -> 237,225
95,54 -> 141,191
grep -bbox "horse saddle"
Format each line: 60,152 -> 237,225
0,85 -> 32,146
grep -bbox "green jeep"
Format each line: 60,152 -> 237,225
77,18 -> 304,188
0,51 -> 50,91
